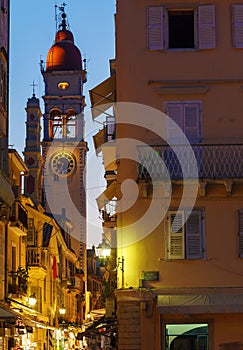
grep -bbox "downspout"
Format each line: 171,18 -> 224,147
4,221 -> 8,301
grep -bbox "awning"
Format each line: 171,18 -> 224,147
157,294 -> 243,314
89,74 -> 116,119
96,181 -> 117,210
0,307 -> 18,320
93,128 -> 105,155
78,316 -> 117,339
8,298 -> 38,316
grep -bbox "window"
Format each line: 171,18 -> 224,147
105,115 -> 116,142
49,111 -> 77,139
168,10 -> 194,48
232,4 -> 243,48
147,5 -> 216,50
164,101 -> 202,144
11,245 -> 16,272
27,218 -> 36,245
164,322 -> 208,350
167,209 -> 205,260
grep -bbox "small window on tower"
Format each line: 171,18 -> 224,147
58,81 -> 69,90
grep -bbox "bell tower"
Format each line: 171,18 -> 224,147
23,91 -> 43,205
41,7 -> 88,271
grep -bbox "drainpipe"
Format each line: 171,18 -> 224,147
4,221 -> 8,301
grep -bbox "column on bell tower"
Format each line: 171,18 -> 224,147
23,93 -> 43,205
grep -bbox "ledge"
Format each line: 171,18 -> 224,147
155,85 -> 209,94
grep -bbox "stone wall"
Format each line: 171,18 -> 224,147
117,300 -> 141,350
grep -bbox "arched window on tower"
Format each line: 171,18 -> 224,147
49,109 -> 77,139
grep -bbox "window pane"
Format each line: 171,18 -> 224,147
168,10 -> 194,48
166,323 -> 208,350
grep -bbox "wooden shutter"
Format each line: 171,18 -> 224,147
27,218 -> 35,245
168,211 -> 185,259
166,102 -> 202,143
184,103 -> 201,143
198,5 -> 216,49
232,4 -> 243,48
186,210 -> 204,259
165,103 -> 184,143
238,209 -> 243,257
147,7 -> 164,50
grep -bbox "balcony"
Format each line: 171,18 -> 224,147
93,116 -> 117,172
8,267 -> 28,296
102,200 -> 117,228
27,248 -> 47,277
67,276 -> 82,292
137,144 -> 243,180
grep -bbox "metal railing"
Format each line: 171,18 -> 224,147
102,200 -> 117,221
137,144 -> 243,180
27,248 -> 48,268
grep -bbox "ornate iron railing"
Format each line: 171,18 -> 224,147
27,248 -> 48,268
137,144 -> 243,180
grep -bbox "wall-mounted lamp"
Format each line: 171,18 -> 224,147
59,305 -> 66,315
96,239 -> 124,289
96,238 -> 111,258
28,293 -> 37,307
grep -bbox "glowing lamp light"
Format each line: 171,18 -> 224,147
96,239 -> 111,258
28,294 -> 37,307
59,305 -> 66,315
58,81 -> 69,90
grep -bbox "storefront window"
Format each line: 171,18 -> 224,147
165,323 -> 208,350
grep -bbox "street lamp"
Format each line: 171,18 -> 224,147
96,238 -> 111,258
96,239 -> 124,289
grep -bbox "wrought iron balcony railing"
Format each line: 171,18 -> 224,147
137,144 -> 243,180
27,248 -> 48,269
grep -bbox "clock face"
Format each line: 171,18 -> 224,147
51,152 -> 76,177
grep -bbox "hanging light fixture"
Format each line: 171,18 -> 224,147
96,238 -> 111,258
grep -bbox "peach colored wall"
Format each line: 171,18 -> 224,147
117,192 -> 243,289
115,0 -> 243,288
115,0 -> 243,347
116,0 -> 243,142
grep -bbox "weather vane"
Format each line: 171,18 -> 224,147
55,3 -> 69,32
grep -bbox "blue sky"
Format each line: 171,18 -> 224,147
9,0 -> 116,247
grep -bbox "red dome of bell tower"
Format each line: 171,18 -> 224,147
46,12 -> 82,71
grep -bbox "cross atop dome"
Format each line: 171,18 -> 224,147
45,3 -> 82,72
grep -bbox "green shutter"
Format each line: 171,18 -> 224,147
168,211 -> 185,259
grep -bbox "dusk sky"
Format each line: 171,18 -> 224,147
9,0 -> 116,247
